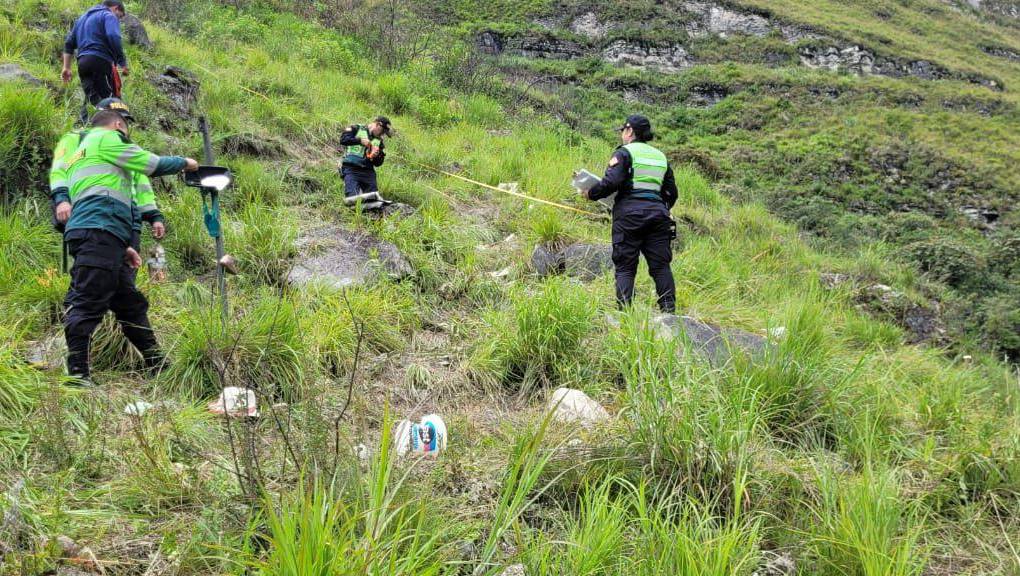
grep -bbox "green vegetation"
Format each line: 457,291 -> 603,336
0,0 -> 1018,574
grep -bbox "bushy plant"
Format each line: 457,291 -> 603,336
471,276 -> 598,390
0,83 -> 60,202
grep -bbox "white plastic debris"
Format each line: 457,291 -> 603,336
124,401 -> 154,416
548,387 -> 609,427
208,386 -> 258,417
768,326 -> 787,340
392,414 -> 447,458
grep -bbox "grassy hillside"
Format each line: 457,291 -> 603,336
0,0 -> 1018,574
426,0 -> 1020,359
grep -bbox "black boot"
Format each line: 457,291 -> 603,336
66,350 -> 94,388
142,349 -> 169,377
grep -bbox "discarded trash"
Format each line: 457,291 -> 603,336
548,387 -> 610,427
208,387 -> 258,417
218,253 -> 239,275
393,414 -> 447,458
768,326 -> 787,340
124,401 -> 154,416
146,243 -> 167,282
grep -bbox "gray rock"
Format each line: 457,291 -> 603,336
561,243 -> 612,280
753,552 -> 796,576
819,272 -> 851,290
477,31 -> 504,55
0,64 -> 42,86
287,225 -> 412,289
532,242 -> 612,280
530,244 -> 562,276
219,133 -> 287,158
25,333 -> 66,370
654,314 -> 769,365
602,40 -> 692,72
707,5 -> 771,37
151,66 -> 198,118
548,387 -> 610,427
570,12 -> 613,39
375,202 -> 416,219
121,14 -> 153,49
498,564 -> 526,576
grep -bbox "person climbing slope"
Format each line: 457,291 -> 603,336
582,114 -> 678,313
61,1 -> 131,120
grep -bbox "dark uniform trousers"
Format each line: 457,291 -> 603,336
77,55 -> 116,106
341,164 -> 379,197
63,229 -> 157,373
611,201 -> 676,313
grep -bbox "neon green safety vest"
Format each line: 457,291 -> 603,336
344,125 -> 381,163
49,130 -> 88,195
623,142 -> 668,194
133,173 -> 156,215
65,128 -> 162,243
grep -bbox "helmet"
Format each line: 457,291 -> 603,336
96,97 -> 134,122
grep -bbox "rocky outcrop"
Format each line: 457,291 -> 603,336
531,242 -> 612,280
0,64 -> 42,86
964,0 -> 1020,19
121,14 -> 153,49
150,66 -> 198,118
287,224 -> 412,289
653,313 -> 770,365
570,12 -> 614,39
800,45 -> 1002,89
982,44 -> 1020,62
857,284 -> 946,344
602,40 -> 692,72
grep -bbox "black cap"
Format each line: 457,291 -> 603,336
617,114 -> 652,134
96,97 -> 134,122
374,115 -> 393,136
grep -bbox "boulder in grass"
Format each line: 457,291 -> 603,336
548,387 -> 610,427
0,64 -> 42,86
121,14 -> 153,49
531,242 -> 613,280
288,224 -> 412,289
654,313 -> 769,365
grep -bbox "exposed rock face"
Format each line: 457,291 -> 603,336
707,5 -> 772,37
150,66 -> 198,118
653,314 -> 770,365
287,225 -> 412,288
220,133 -> 287,158
531,242 -> 613,280
982,44 -> 1020,62
799,45 -> 877,75
858,284 -> 946,344
121,14 -> 153,49
510,36 -> 585,60
548,387 -> 610,427
800,45 -> 1002,88
0,63 -> 42,86
602,40 -> 692,72
965,0 -> 1020,19
570,12 -> 613,39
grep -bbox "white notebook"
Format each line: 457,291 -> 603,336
573,169 -> 615,210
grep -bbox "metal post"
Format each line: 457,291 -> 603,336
198,116 -> 228,327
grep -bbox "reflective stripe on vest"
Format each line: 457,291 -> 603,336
71,186 -> 133,206
623,142 -> 668,193
69,163 -> 128,186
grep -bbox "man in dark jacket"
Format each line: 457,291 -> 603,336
584,114 -> 678,313
61,1 -> 129,109
338,116 -> 392,199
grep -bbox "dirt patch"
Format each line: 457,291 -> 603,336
287,224 -> 412,289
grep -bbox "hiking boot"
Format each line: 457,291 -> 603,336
65,372 -> 95,388
142,351 -> 169,377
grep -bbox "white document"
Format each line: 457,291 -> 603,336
573,169 -> 615,210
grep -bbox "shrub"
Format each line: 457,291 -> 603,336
980,295 -> 1020,361
471,276 -> 598,390
232,203 -> 297,286
377,73 -> 412,115
414,96 -> 456,128
904,236 -> 986,289
0,83 -> 60,202
462,94 -> 504,128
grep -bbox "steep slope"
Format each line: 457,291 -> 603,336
432,0 -> 1020,358
0,1 -> 1018,575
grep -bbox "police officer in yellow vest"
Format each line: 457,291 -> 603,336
59,108 -> 198,386
338,116 -> 391,199
583,115 -> 678,313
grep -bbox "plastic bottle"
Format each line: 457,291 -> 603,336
147,243 -> 167,282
